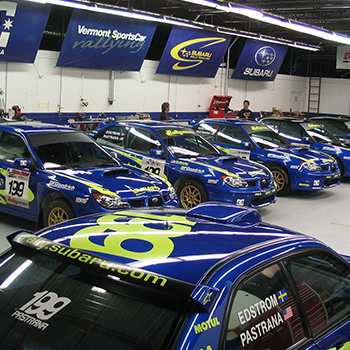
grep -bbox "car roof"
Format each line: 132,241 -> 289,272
112,120 -> 192,130
17,202 -> 325,286
0,121 -> 79,135
198,118 -> 259,127
262,117 -> 304,123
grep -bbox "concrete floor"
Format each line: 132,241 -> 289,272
0,179 -> 349,255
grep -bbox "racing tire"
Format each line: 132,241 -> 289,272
43,199 -> 75,227
177,179 -> 207,209
270,166 -> 290,196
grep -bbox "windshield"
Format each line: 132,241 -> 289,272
247,130 -> 291,149
157,128 -> 222,158
316,120 -> 350,137
306,127 -> 338,144
29,132 -> 119,169
0,250 -> 183,350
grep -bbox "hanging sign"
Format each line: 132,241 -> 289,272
0,0 -> 51,63
231,39 -> 287,81
56,9 -> 156,71
336,46 -> 350,69
156,27 -> 231,78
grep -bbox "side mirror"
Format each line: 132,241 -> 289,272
241,141 -> 251,148
302,136 -> 311,142
150,148 -> 165,157
14,158 -> 32,169
347,133 -> 350,138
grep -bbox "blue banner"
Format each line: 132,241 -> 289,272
231,40 -> 287,81
156,27 -> 231,78
0,0 -> 50,63
57,10 -> 156,71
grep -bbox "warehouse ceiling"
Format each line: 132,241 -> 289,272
40,0 -> 350,77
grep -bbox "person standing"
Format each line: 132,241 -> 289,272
159,102 -> 170,121
237,100 -> 254,120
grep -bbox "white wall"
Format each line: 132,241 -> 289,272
0,50 -> 349,116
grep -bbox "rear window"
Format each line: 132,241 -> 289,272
0,251 -> 183,350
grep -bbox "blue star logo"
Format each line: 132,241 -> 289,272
255,46 -> 276,66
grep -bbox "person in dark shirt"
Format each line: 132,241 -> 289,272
237,100 -> 254,120
159,102 -> 170,121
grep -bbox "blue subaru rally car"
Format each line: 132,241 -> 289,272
0,122 -> 177,227
261,117 -> 350,177
2,202 -> 350,350
89,121 -> 277,209
191,119 -> 340,195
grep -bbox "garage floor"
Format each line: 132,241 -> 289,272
0,179 -> 349,255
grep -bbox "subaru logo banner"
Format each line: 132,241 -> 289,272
56,9 -> 156,71
0,0 -> 51,63
336,46 -> 350,69
231,39 -> 287,81
156,27 -> 231,78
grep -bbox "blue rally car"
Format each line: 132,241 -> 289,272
89,121 -> 277,209
191,119 -> 340,195
2,202 -> 350,350
0,122 -> 178,226
261,117 -> 350,177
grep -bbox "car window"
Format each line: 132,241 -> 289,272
127,127 -> 161,155
217,125 -> 251,147
194,122 -> 218,142
279,122 -> 307,140
0,131 -> 30,162
250,131 -> 289,149
226,263 -> 305,350
95,125 -> 128,148
262,120 -> 279,132
285,252 -> 350,335
306,127 -> 334,144
0,251 -> 183,350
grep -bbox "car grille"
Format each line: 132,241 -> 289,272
247,180 -> 257,187
128,196 -> 164,207
250,194 -> 275,206
320,163 -> 336,172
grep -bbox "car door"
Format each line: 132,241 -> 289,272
0,131 -> 39,220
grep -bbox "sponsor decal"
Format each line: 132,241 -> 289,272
49,180 -> 75,191
180,166 -> 205,174
207,179 -> 219,184
165,129 -> 194,136
141,157 -> 165,177
251,126 -> 269,131
194,317 -> 220,334
75,197 -> 89,204
132,185 -> 161,195
236,199 -> 245,206
266,153 -> 288,160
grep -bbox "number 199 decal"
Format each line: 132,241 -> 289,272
5,168 -> 30,208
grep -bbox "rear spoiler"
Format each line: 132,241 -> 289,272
7,231 -> 219,313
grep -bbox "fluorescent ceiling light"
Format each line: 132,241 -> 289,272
181,0 -> 350,46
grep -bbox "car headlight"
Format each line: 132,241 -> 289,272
301,161 -> 322,172
221,175 -> 248,188
93,193 -> 130,209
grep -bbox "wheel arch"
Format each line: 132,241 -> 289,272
39,192 -> 75,222
174,175 -> 207,193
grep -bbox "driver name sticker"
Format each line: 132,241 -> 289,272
12,290 -> 71,330
6,168 -> 30,208
142,157 -> 166,177
228,149 -> 251,160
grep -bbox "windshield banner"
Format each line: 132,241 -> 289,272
56,9 -> 156,71
231,39 -> 287,81
156,27 -> 231,78
0,0 -> 51,63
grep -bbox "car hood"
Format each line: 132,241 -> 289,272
46,165 -> 168,196
269,146 -> 334,164
181,156 -> 270,179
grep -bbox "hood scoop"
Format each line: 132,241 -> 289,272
103,168 -> 130,176
219,156 -> 238,163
